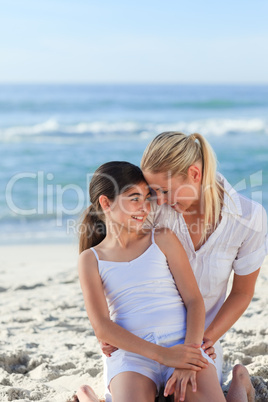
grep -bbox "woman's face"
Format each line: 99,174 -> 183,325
143,167 -> 202,214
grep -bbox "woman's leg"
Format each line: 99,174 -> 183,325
184,363 -> 226,402
225,364 -> 255,402
110,371 -> 157,402
76,385 -> 103,402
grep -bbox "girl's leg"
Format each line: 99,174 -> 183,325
225,364 -> 255,402
110,371 -> 157,402
185,363 -> 225,402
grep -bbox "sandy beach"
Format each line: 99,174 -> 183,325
0,242 -> 267,402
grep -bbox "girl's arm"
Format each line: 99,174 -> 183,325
78,249 -> 208,371
155,229 -> 207,400
204,269 -> 260,344
154,228 -> 206,346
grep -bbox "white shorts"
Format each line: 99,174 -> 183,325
104,328 -> 216,397
213,340 -> 223,384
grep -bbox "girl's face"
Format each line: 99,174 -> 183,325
143,168 -> 201,214
108,181 -> 151,230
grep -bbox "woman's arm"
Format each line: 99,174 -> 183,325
155,229 -> 206,346
204,269 -> 260,344
78,249 -> 208,370
205,202 -> 266,347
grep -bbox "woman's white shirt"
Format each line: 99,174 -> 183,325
149,174 -> 268,330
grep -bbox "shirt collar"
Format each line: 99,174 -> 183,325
217,173 -> 242,216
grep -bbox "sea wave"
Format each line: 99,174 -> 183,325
0,118 -> 267,143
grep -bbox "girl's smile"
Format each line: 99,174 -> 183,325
106,181 -> 152,230
131,215 -> 145,221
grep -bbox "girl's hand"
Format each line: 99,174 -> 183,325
163,344 -> 208,370
201,337 -> 216,361
99,340 -> 118,357
164,368 -> 197,401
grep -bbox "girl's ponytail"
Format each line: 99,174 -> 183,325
79,205 -> 106,254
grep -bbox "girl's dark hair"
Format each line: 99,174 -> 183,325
79,161 -> 146,253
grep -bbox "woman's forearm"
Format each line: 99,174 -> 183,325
204,290 -> 253,343
204,270 -> 259,344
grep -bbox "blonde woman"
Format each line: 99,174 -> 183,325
74,130 -> 266,401
139,131 -> 267,385
99,132 -> 267,390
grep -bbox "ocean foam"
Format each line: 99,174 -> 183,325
0,118 -> 267,143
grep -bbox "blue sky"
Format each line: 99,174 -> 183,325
1,0 -> 268,83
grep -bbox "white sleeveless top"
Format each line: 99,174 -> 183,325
91,230 -> 187,336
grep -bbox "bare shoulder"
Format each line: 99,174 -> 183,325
154,227 -> 182,250
78,248 -> 98,274
154,227 -> 178,240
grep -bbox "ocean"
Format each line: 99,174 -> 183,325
0,84 -> 267,244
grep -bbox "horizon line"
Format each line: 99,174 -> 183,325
0,81 -> 268,86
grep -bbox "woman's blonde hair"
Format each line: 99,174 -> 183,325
141,132 -> 224,244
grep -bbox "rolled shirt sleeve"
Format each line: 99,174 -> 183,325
233,204 -> 268,276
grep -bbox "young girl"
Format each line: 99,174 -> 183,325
78,161 -> 226,402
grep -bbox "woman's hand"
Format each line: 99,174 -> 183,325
201,337 -> 216,361
164,368 -> 197,401
162,344 -> 208,371
99,340 -> 118,357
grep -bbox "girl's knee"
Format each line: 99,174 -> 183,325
185,364 -> 225,402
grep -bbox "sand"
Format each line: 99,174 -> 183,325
0,242 -> 267,401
